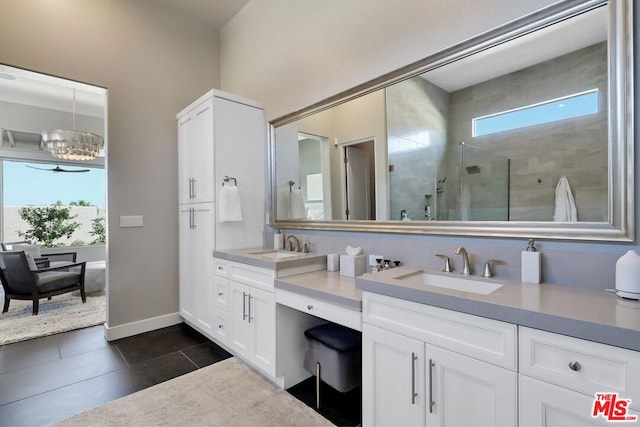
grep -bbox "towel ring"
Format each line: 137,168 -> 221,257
223,176 -> 238,186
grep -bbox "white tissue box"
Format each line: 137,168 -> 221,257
340,255 -> 366,277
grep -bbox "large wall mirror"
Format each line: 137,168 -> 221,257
270,0 -> 634,241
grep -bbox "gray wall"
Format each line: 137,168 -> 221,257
387,77 -> 449,221
0,0 -> 221,328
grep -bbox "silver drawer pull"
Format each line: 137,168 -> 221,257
568,360 -> 582,372
218,324 -> 223,329
307,305 -> 313,310
218,292 -> 223,296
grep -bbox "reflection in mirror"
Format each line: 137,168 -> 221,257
271,0 -> 633,241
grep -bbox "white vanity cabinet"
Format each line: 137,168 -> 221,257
213,258 -> 276,378
519,326 -> 640,426
362,292 -> 518,427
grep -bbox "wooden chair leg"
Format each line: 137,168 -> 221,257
80,284 -> 87,303
32,299 -> 39,315
3,296 -> 9,313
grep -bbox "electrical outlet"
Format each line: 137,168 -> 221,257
369,254 -> 383,266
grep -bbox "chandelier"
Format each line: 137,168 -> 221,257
41,89 -> 104,161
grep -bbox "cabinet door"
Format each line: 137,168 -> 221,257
248,286 -> 276,376
363,323 -> 426,427
178,203 -> 215,333
177,114 -> 193,204
178,99 -> 214,204
230,281 -> 252,358
178,207 -> 196,321
519,375 -> 640,426
425,343 -> 517,427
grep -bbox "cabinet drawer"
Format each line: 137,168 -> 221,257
214,258 -> 229,277
214,276 -> 229,310
363,292 -> 517,370
520,327 -> 640,404
212,307 -> 229,345
229,261 -> 275,292
276,289 -> 361,331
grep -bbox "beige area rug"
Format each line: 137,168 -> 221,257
56,357 -> 333,427
0,292 -> 105,345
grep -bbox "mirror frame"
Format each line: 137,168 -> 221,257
269,0 -> 634,242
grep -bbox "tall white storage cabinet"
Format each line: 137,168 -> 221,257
177,89 -> 266,335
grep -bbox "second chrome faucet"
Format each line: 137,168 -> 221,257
454,247 -> 471,275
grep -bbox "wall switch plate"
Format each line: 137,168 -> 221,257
120,215 -> 143,227
369,254 -> 383,266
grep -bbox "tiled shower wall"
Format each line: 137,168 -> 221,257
386,42 -> 608,222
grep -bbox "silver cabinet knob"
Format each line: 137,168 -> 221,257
568,360 -> 581,371
307,305 -> 313,310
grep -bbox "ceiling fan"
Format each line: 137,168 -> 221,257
26,165 -> 90,173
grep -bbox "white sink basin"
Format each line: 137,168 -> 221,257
394,271 -> 503,295
249,250 -> 301,260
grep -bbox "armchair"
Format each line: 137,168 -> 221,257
0,251 -> 86,315
1,240 -> 77,267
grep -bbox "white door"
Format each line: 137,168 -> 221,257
230,281 -> 252,358
190,100 -> 215,202
519,375 -> 640,427
363,323 -> 426,427
179,203 -> 215,329
177,114 -> 193,204
193,204 -> 215,334
345,145 -> 371,220
426,343 -> 517,427
177,99 -> 215,204
249,287 -> 276,376
178,207 -> 196,321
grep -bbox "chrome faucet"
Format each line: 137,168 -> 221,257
454,247 -> 471,275
285,235 -> 300,252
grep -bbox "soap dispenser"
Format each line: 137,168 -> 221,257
521,239 -> 541,284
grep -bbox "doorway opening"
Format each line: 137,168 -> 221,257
0,64 -> 107,345
343,139 -> 376,220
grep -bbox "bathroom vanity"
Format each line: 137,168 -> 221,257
195,245 -> 640,426
358,267 -> 640,426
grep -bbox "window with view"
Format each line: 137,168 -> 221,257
1,160 -> 106,247
472,89 -> 599,137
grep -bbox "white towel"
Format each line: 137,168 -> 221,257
218,184 -> 243,223
289,187 -> 307,219
553,175 -> 578,222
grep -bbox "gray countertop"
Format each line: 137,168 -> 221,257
356,266 -> 640,352
213,247 -> 327,272
275,270 -> 362,310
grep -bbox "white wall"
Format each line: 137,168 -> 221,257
221,0 -> 557,120
0,0 -> 221,328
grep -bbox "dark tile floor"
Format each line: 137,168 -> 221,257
287,377 -> 361,427
0,323 -> 232,426
0,322 -> 359,427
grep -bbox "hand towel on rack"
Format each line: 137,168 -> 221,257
553,175 -> 578,222
289,187 -> 307,219
218,184 -> 243,223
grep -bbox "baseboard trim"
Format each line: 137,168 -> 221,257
104,312 -> 183,341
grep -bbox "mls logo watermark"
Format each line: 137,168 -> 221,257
592,393 -> 638,422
